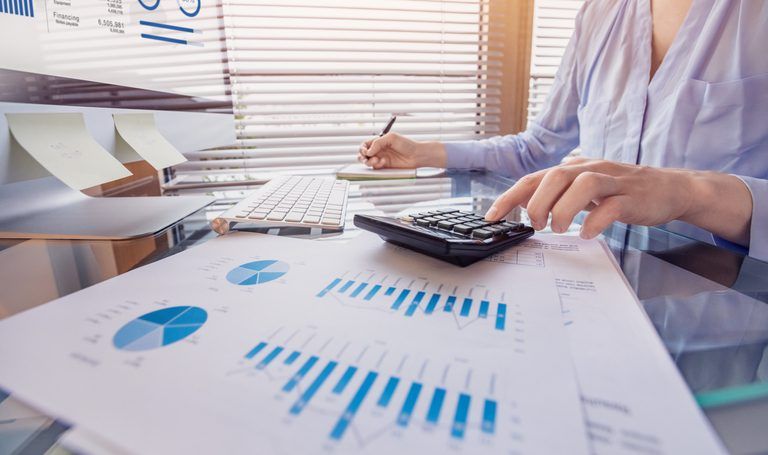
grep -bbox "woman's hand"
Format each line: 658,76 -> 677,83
358,133 -> 447,169
485,157 -> 753,245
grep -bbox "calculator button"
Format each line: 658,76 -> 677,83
489,226 -> 509,236
421,217 -> 439,226
453,224 -> 474,235
472,229 -> 494,239
415,219 -> 432,227
437,220 -> 459,230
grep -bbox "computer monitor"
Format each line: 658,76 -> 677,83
0,0 -> 235,239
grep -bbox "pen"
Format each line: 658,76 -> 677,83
379,115 -> 397,137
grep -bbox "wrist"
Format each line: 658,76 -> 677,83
678,170 -> 713,224
415,141 -> 447,168
678,170 -> 753,246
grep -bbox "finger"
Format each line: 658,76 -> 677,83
525,165 -> 584,230
485,169 -> 548,221
562,155 -> 591,166
370,156 -> 389,169
579,195 -> 629,239
549,172 -> 620,233
363,132 -> 397,158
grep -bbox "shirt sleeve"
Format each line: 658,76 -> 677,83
444,4 -> 586,179
735,175 -> 768,262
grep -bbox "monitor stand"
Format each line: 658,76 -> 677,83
0,177 -> 215,240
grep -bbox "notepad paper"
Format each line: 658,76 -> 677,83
5,113 -> 132,190
113,113 -> 187,170
336,163 -> 417,180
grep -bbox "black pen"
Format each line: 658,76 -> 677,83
379,115 -> 397,137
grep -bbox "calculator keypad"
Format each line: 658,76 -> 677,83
404,209 -> 525,240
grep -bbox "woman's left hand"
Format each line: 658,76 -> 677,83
484,157 -> 752,243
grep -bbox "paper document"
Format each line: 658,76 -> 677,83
0,232 -> 589,454
6,113 -> 132,190
113,114 -> 187,170
337,163 -> 417,180
534,234 -> 726,454
337,163 -> 444,180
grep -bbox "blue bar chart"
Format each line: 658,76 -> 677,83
240,338 -> 500,445
0,0 -> 34,17
316,275 -> 512,332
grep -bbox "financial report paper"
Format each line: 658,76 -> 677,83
528,234 -> 726,454
0,232 -> 590,454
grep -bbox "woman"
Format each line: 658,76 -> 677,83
358,0 -> 768,261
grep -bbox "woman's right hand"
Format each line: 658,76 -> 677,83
358,133 -> 447,169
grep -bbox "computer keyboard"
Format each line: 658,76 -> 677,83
354,209 -> 535,266
211,175 -> 349,234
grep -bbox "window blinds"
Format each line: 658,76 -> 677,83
527,0 -> 583,124
173,0 -> 506,181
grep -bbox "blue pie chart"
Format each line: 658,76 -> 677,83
113,306 -> 207,351
226,260 -> 289,285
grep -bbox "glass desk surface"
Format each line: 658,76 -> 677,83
0,171 -> 766,454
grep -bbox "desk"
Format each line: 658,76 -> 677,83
1,171 -> 766,454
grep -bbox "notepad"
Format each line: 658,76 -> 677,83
5,113 -> 132,190
336,163 -> 444,180
113,113 -> 187,170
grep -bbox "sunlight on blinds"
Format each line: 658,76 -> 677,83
527,0 -> 583,123
172,0 -> 506,187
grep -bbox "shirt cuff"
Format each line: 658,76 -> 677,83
734,175 -> 768,262
444,141 -> 487,170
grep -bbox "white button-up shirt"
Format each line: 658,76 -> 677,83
445,0 -> 768,261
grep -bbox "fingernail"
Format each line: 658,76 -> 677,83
485,207 -> 498,220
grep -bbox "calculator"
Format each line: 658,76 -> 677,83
353,209 -> 535,267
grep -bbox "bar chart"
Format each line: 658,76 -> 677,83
316,273 -> 513,333
0,0 -> 35,17
234,329 -> 505,449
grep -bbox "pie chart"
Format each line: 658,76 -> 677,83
113,306 -> 207,351
226,260 -> 289,285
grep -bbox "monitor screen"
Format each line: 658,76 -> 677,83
0,0 -> 231,112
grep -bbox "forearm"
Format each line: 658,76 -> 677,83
442,129 -> 573,178
680,171 -> 753,246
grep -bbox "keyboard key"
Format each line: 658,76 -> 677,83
285,212 -> 305,222
421,217 -> 439,226
304,215 -> 321,223
415,219 -> 432,227
248,213 -> 268,220
267,212 -> 287,221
